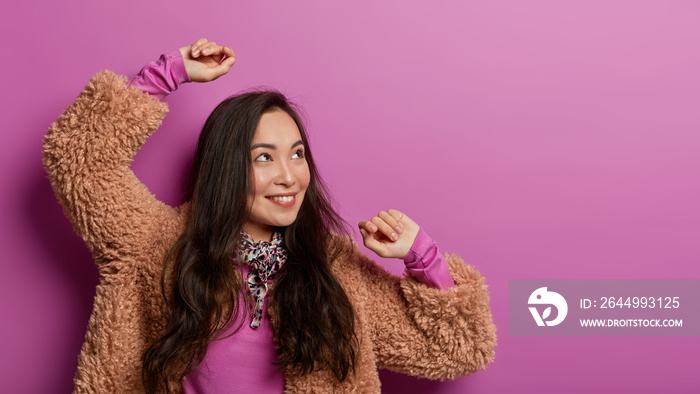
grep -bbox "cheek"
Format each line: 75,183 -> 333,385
252,169 -> 271,196
247,171 -> 267,210
299,164 -> 311,191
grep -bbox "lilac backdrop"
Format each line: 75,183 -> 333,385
1,1 -> 698,393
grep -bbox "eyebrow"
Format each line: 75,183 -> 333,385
250,140 -> 304,150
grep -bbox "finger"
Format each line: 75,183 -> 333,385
203,56 -> 236,80
211,46 -> 226,63
387,209 -> 405,222
198,43 -> 227,63
358,225 -> 375,244
359,228 -> 370,241
217,46 -> 235,64
222,46 -> 235,60
371,216 -> 399,241
359,228 -> 387,257
379,211 -> 402,234
198,41 -> 219,56
358,220 -> 378,234
387,209 -> 407,229
191,38 -> 209,57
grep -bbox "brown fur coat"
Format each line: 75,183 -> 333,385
43,70 -> 497,393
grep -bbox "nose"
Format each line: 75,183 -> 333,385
274,160 -> 296,187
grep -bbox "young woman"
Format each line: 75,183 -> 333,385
43,38 -> 496,393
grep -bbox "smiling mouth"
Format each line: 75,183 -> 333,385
268,195 -> 294,203
266,194 -> 297,206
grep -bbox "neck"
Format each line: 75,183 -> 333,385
242,222 -> 274,242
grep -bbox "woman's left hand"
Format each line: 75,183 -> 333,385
358,209 -> 420,259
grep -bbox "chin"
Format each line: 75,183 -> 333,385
267,212 -> 300,229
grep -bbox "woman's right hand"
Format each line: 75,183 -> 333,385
179,38 -> 236,82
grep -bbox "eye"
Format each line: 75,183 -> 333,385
255,153 -> 272,162
292,148 -> 305,159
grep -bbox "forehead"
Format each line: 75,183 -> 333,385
252,110 -> 302,145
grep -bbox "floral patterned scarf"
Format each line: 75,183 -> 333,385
238,231 -> 287,329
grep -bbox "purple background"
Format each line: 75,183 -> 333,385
1,0 -> 699,393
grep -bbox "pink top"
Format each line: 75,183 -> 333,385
183,265 -> 284,393
128,51 -> 455,393
403,227 -> 456,289
127,49 -> 191,99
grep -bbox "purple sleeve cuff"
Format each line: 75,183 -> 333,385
403,227 -> 455,290
127,49 -> 191,99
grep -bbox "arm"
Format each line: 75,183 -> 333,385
128,38 -> 236,98
42,39 -> 235,274
355,210 -> 496,379
42,70 -> 173,271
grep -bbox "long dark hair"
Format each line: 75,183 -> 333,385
142,91 -> 357,392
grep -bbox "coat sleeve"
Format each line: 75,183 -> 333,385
42,70 -> 175,274
341,240 -> 497,380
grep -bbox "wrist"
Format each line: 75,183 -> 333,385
403,227 -> 431,266
169,49 -> 191,85
127,50 -> 191,100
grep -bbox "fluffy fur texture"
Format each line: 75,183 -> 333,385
43,70 -> 497,393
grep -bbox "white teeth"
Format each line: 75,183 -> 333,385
270,196 -> 294,202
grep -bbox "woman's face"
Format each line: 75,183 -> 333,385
244,110 -> 310,241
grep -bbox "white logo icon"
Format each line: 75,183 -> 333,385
528,287 -> 568,326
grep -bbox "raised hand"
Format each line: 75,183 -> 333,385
358,209 -> 420,259
179,38 -> 236,82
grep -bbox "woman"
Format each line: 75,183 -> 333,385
43,38 -> 496,393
